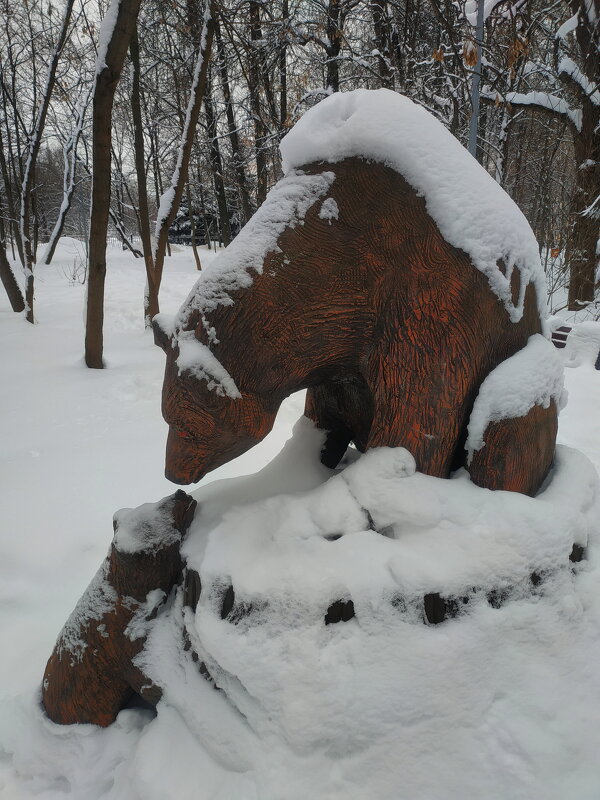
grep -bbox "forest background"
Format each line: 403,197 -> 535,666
0,0 -> 598,362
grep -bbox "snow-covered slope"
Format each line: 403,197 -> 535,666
1,239 -> 600,799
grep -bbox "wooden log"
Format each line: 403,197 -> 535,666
42,491 -> 196,726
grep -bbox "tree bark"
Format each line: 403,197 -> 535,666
565,0 -> 599,308
248,1 -> 268,205
325,0 -> 342,92
566,130 -> 599,308
0,103 -> 24,266
205,71 -> 232,246
85,0 -> 143,368
150,0 -> 215,318
130,25 -> 157,327
0,238 -> 24,312
215,12 -> 253,224
370,0 -> 393,88
280,0 -> 289,129
20,0 -> 76,323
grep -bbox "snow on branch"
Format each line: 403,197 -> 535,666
483,88 -> 583,131
555,13 -> 578,40
464,0 -> 518,26
558,57 -> 600,106
96,0 -> 121,75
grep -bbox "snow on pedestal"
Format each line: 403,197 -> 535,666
129,421 -> 600,799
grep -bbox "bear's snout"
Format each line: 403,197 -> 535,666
165,427 -> 207,485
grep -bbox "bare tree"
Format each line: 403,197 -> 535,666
150,0 -> 215,323
16,0 -> 76,321
85,0 -> 143,368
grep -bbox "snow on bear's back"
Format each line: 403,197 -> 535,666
281,88 -> 547,326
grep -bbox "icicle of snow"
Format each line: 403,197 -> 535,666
466,334 -> 565,458
280,89 -> 547,324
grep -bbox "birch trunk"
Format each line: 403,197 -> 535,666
150,0 -> 215,318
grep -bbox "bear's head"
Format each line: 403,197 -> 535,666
154,316 -> 277,485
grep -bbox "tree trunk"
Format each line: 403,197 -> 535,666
248,1 -> 268,206
215,13 -> 253,224
186,184 -> 202,271
0,238 -> 25,312
370,0 -> 393,88
20,0 -> 76,323
42,83 -> 92,266
151,0 -> 215,316
325,0 -> 342,93
85,0 -> 143,368
130,26 -> 158,327
565,0 -> 599,308
567,129 -> 599,308
205,72 -> 232,246
280,0 -> 289,129
0,107 -> 24,266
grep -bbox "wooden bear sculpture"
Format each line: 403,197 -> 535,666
42,491 -> 196,726
43,90 -> 561,729
154,90 -> 558,497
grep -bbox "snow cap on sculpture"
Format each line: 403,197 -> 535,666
281,88 -> 547,325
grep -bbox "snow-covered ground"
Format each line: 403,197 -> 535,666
1,238 -> 600,799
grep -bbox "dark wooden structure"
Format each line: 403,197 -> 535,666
156,158 -> 557,495
551,325 -> 572,349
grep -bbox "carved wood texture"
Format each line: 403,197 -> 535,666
160,157 -> 556,495
42,491 -> 196,726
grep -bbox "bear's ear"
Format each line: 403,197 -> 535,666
152,314 -> 174,353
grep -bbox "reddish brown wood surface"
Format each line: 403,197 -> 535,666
469,402 -> 558,496
42,491 -> 195,726
158,157 -> 556,494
